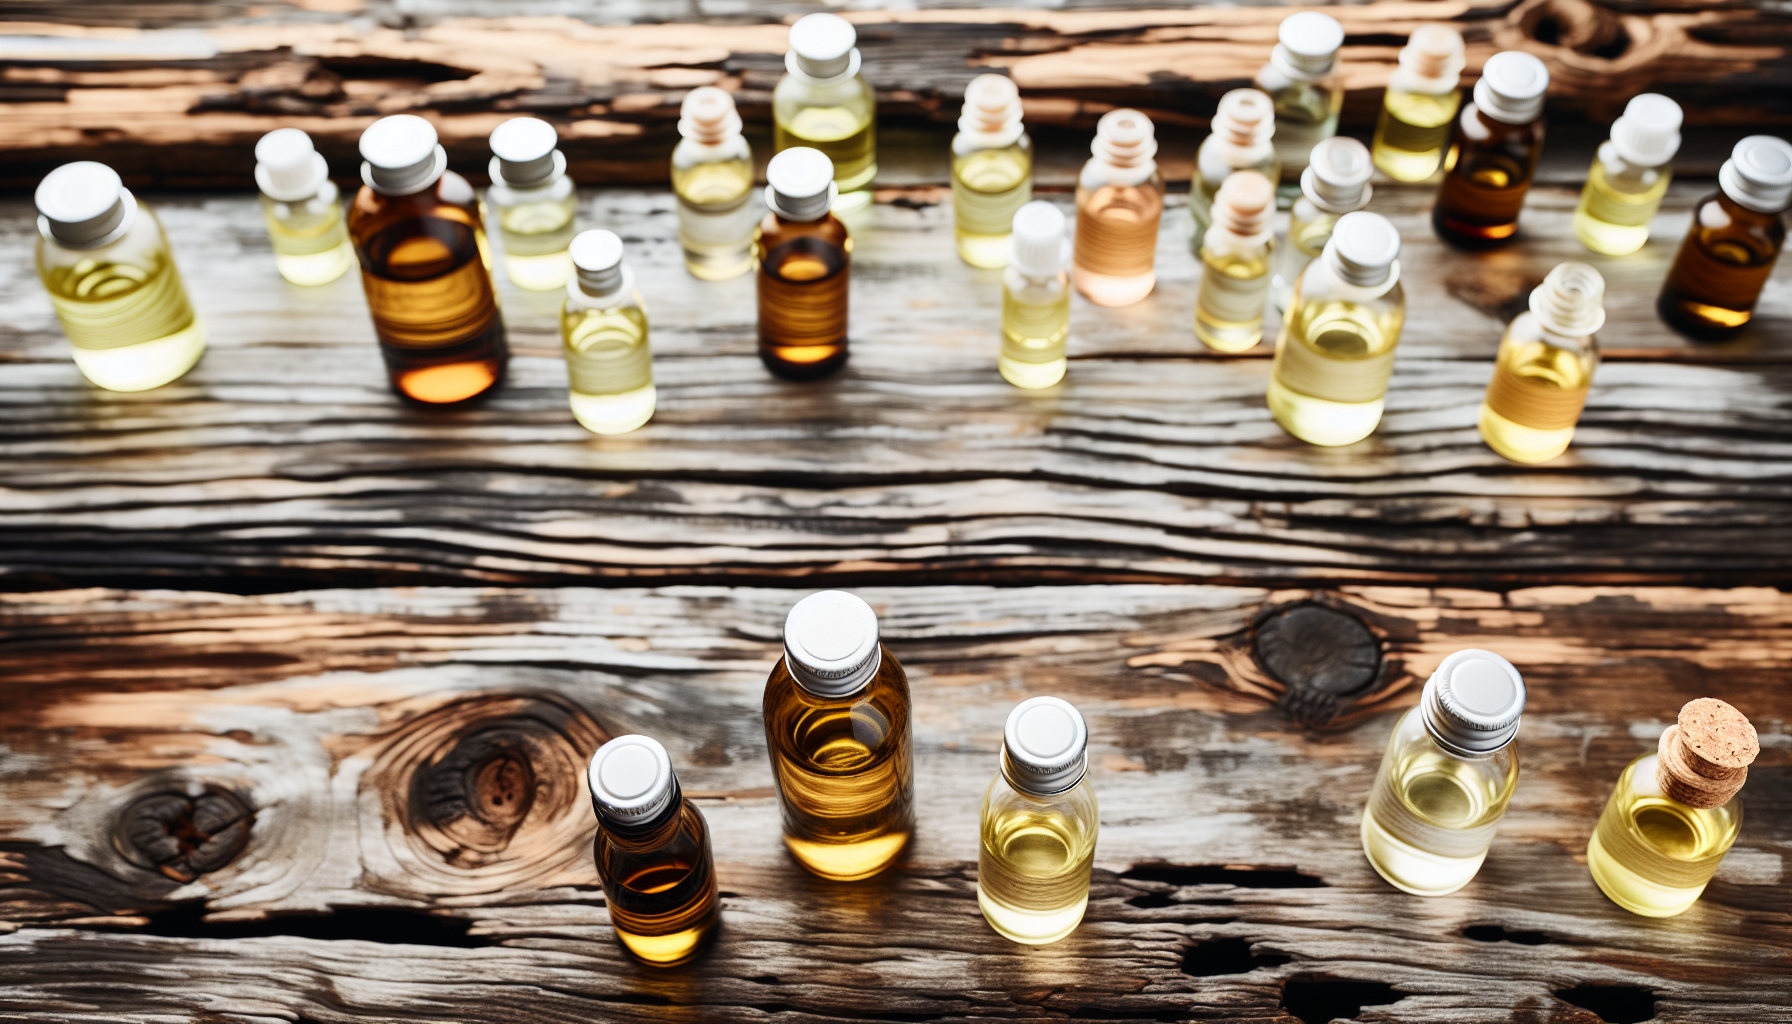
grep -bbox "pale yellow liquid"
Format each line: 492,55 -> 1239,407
978,799 -> 1095,944
953,144 -> 1033,269
41,247 -> 206,392
497,194 -> 577,291
1269,296 -> 1402,446
777,105 -> 876,211
261,194 -> 353,286
1000,275 -> 1069,388
1362,750 -> 1507,896
1478,339 -> 1592,464
1575,159 -> 1671,257
563,304 -> 654,435
673,157 -> 756,281
1195,246 -> 1272,353
1372,89 -> 1460,182
1587,755 -> 1740,918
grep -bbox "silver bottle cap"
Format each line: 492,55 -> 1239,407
1421,649 -> 1526,757
783,590 -> 881,698
765,147 -> 836,221
1323,211 -> 1401,288
255,128 -> 329,202
1301,136 -> 1373,215
570,229 -> 625,296
1718,135 -> 1792,214
359,114 -> 448,196
1473,51 -> 1549,125
1001,696 -> 1089,795
489,116 -> 563,190
587,734 -> 678,826
35,161 -> 134,248
787,13 -> 858,82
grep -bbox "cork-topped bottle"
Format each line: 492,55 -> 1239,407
774,14 -> 876,217
1433,51 -> 1550,250
485,117 -> 577,291
1478,262 -> 1602,464
952,74 -> 1034,269
1073,109 -> 1164,308
1574,94 -> 1682,257
672,87 -> 757,281
255,128 -> 354,286
1657,135 -> 1792,340
1190,89 -> 1278,255
1274,135 -> 1372,313
1255,11 -> 1345,184
1371,25 -> 1465,183
756,147 -> 852,379
1194,170 -> 1276,353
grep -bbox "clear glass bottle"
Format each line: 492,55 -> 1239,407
756,147 -> 852,379
1195,170 -> 1276,353
1190,89 -> 1279,255
486,117 -> 577,292
1273,136 -> 1372,314
763,590 -> 914,881
952,74 -> 1033,269
254,128 -> 354,287
1479,262 -> 1602,464
1000,200 -> 1071,389
1658,135 -> 1792,340
1574,94 -> 1682,256
1362,649 -> 1525,897
979,696 -> 1098,945
1255,11 -> 1344,185
1371,25 -> 1465,183
774,14 -> 877,217
33,161 -> 206,392
562,230 -> 654,435
1073,109 -> 1164,308
1433,51 -> 1549,250
587,734 -> 720,966
1269,211 -> 1405,446
350,115 -> 508,405
672,87 -> 757,281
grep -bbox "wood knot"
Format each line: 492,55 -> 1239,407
1517,0 -> 1630,60
1253,604 -> 1381,728
112,789 -> 253,883
1655,698 -> 1758,809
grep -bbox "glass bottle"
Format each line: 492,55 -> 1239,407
587,734 -> 720,966
349,115 -> 508,405
1190,89 -> 1279,255
1479,262 -> 1602,464
254,128 -> 354,287
1255,11 -> 1344,185
1362,649 -> 1525,897
672,87 -> 757,281
1433,51 -> 1549,250
33,161 -> 206,392
774,13 -> 876,217
979,696 -> 1098,946
562,230 -> 654,435
1587,698 -> 1757,918
1371,25 -> 1465,183
1657,135 -> 1792,340
1073,109 -> 1164,308
1574,94 -> 1682,256
1273,135 -> 1372,314
999,200 -> 1071,389
1195,170 -> 1276,353
1269,211 -> 1405,446
485,117 -> 577,292
756,147 -> 852,379
952,74 -> 1033,269
763,590 -> 914,881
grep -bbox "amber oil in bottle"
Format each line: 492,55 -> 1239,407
1073,109 -> 1164,308
563,230 -> 654,435
1195,170 -> 1276,353
1371,25 -> 1465,183
1273,136 -> 1372,313
1478,262 -> 1602,464
1000,200 -> 1071,389
1255,11 -> 1344,184
254,129 -> 354,287
673,87 -> 757,281
1657,135 -> 1792,340
485,117 -> 576,292
1574,94 -> 1682,256
1190,89 -> 1278,255
952,74 -> 1033,269
756,147 -> 852,379
1433,51 -> 1549,249
775,14 -> 876,217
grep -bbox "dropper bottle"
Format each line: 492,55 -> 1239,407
254,128 -> 354,286
672,87 -> 756,281
1194,170 -> 1276,353
1574,94 -> 1683,257
562,229 -> 654,435
952,74 -> 1033,269
1274,135 -> 1372,313
1255,11 -> 1345,183
1189,89 -> 1278,255
999,200 -> 1072,389
1072,109 -> 1163,308
1478,261 -> 1602,464
1371,25 -> 1466,182
486,117 -> 577,291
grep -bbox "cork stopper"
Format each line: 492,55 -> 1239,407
1091,108 -> 1158,169
1655,698 -> 1758,809
1403,24 -> 1465,81
679,86 -> 742,145
961,74 -> 1023,136
1211,170 -> 1275,237
1213,89 -> 1275,149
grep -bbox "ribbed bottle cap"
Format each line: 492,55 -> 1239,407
1001,696 -> 1089,796
1213,89 -> 1275,147
489,117 -> 562,189
1719,135 -> 1792,214
570,229 -> 625,296
680,86 -> 742,145
1421,649 -> 1526,757
960,73 -> 1023,137
1301,136 -> 1373,214
1323,211 -> 1400,287
587,734 -> 678,826
1092,108 -> 1158,168
254,128 -> 329,202
1211,170 -> 1275,237
35,161 -> 133,248
1009,200 -> 1070,279
765,147 -> 836,221
783,590 -> 881,698
1401,24 -> 1465,81
1473,51 -> 1549,125
1529,261 -> 1606,337
1275,11 -> 1344,75
1609,93 -> 1682,168
788,13 -> 858,81
359,114 -> 448,196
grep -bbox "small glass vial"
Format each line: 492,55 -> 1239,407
952,74 -> 1033,269
562,230 -> 654,435
486,117 -> 576,292
775,14 -> 877,217
1273,136 -> 1372,314
672,87 -> 757,281
1362,649 -> 1525,897
1269,211 -> 1405,446
999,200 -> 1071,389
33,161 -> 206,392
763,591 -> 914,881
1574,94 -> 1683,256
1478,262 -> 1603,464
1433,51 -> 1549,250
979,696 -> 1098,946
1255,11 -> 1344,184
1587,699 -> 1757,918
756,147 -> 852,379
1073,109 -> 1164,308
1195,170 -> 1276,354
587,734 -> 720,966
254,128 -> 354,287
1371,25 -> 1465,183
1658,135 -> 1792,340
1190,89 -> 1278,256
351,115 -> 507,405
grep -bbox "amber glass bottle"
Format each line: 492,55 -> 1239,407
756,147 -> 852,379
1073,109 -> 1164,308
1433,52 -> 1549,250
349,115 -> 508,404
1657,135 -> 1792,340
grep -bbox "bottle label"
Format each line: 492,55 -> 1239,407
1275,328 -> 1396,404
1484,361 -> 1588,431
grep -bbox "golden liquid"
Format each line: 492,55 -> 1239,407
1658,195 -> 1784,338
1000,273 -> 1069,389
358,215 -> 506,404
1273,208 -> 1337,312
563,303 -> 654,434
1269,293 -> 1403,446
1372,89 -> 1460,182
953,144 -> 1033,269
1587,755 -> 1740,918
39,237 -> 206,392
1362,743 -> 1515,896
673,157 -> 756,281
595,802 -> 720,966
756,218 -> 852,378
1195,244 -> 1272,353
776,105 -> 877,196
977,783 -> 1097,945
260,193 -> 353,286
1574,159 -> 1671,257
496,193 -> 577,291
1073,180 -> 1163,307
1478,337 -> 1592,464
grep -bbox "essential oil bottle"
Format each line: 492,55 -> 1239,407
1195,170 -> 1276,353
1574,94 -> 1683,256
1073,109 -> 1164,308
33,161 -> 206,392
1190,89 -> 1278,255
1274,135 -> 1372,313
1371,25 -> 1465,183
1362,649 -> 1525,897
587,734 -> 720,965
1255,11 -> 1344,183
1479,261 -> 1603,464
349,115 -> 508,404
486,117 -> 577,292
1587,698 -> 1758,918
1433,51 -> 1550,249
562,230 -> 654,435
775,14 -> 876,217
763,590 -> 914,881
978,696 -> 1098,946
1268,211 -> 1405,446
254,128 -> 354,287
756,147 -> 852,379
672,87 -> 756,281
999,200 -> 1072,389
952,74 -> 1033,269
1657,135 -> 1792,340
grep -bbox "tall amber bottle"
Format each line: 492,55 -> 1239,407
1073,109 -> 1164,308
756,147 -> 852,379
349,115 -> 508,404
763,590 -> 914,881
1433,52 -> 1549,250
1657,135 -> 1792,340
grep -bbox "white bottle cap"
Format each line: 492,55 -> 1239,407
680,86 -> 742,145
489,116 -> 563,189
1091,108 -> 1158,168
1530,261 -> 1606,337
1009,200 -> 1070,279
1273,11 -> 1344,77
1608,93 -> 1682,168
254,128 -> 329,202
1719,135 -> 1792,214
1399,24 -> 1466,84
35,161 -> 134,248
587,734 -> 678,826
783,590 -> 881,698
959,73 -> 1024,140
765,146 -> 836,221
1212,88 -> 1276,148
1323,210 -> 1400,287
787,13 -> 859,82
570,229 -> 625,296
1301,136 -> 1373,214
1002,696 -> 1089,795
1473,51 -> 1549,125
359,114 -> 448,196
1421,650 -> 1526,757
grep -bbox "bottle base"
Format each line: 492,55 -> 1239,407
998,356 -> 1067,390
615,918 -> 718,966
1267,376 -> 1383,447
274,242 -> 355,287
1657,288 -> 1753,341
1195,316 -> 1264,354
956,231 -> 1012,270
1360,811 -> 1483,897
1372,147 -> 1444,184
1073,267 -> 1155,308
1433,211 -> 1519,251
760,343 -> 848,381
683,251 -> 754,282
1586,831 -> 1703,918
571,384 -> 656,434
1478,402 -> 1573,464
71,318 -> 207,392
976,885 -> 1087,945
783,831 -> 908,881
504,250 -> 573,292
1572,211 -> 1650,257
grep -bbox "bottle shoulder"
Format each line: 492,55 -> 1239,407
673,136 -> 753,168
757,211 -> 851,248
984,772 -> 1099,824
774,71 -> 875,110
37,199 -> 170,271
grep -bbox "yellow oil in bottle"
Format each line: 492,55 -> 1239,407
1372,89 -> 1460,182
954,144 -> 1033,269
564,304 -> 653,435
1478,337 -> 1592,464
1362,740 -> 1515,896
1269,296 -> 1403,446
1574,158 -> 1671,257
776,106 -> 876,206
261,191 -> 354,287
1000,272 -> 1068,389
1196,247 -> 1273,353
1587,754 -> 1740,918
673,157 -> 756,281
40,240 -> 206,392
495,193 -> 577,292
978,791 -> 1097,944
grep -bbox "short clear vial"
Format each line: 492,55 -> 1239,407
775,14 -> 877,217
1362,649 -> 1525,897
1000,200 -> 1071,389
952,74 -> 1033,269
1371,25 -> 1465,183
673,87 -> 757,281
1190,89 -> 1278,255
254,128 -> 354,286
562,230 -> 654,435
1479,262 -> 1602,464
1255,11 -> 1344,183
1073,109 -> 1164,308
1575,94 -> 1682,256
1274,135 -> 1372,314
1195,170 -> 1276,353
486,117 -> 577,291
